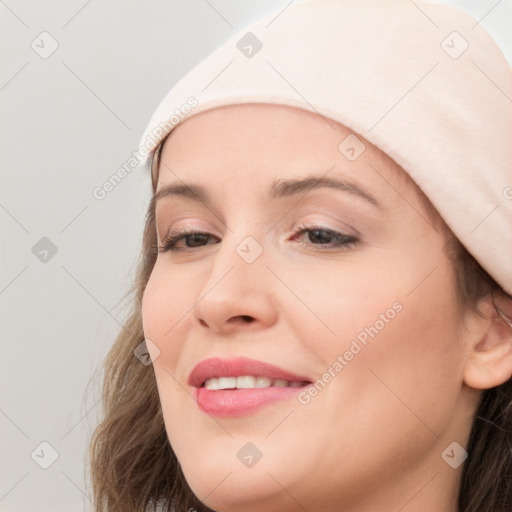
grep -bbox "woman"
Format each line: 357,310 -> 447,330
89,1 -> 512,511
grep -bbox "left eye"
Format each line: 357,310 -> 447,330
291,225 -> 359,249
157,225 -> 359,253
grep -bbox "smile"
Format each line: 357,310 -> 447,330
203,376 -> 308,390
189,356 -> 313,417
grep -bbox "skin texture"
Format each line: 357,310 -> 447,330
141,103 -> 512,512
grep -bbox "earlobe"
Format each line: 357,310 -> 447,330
463,296 -> 512,390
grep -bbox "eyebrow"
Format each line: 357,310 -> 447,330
154,175 -> 381,209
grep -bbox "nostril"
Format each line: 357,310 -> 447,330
240,315 -> 254,323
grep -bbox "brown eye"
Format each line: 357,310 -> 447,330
158,231 -> 219,253
291,225 -> 358,250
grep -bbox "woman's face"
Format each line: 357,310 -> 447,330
142,104 -> 478,512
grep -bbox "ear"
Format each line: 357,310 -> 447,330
463,292 -> 512,390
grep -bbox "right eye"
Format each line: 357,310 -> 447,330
158,230 -> 220,253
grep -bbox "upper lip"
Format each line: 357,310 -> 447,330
188,356 -> 312,388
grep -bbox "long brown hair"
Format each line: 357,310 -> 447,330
88,163 -> 512,512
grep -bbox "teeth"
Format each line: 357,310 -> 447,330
255,376 -> 272,388
237,376 -> 256,388
217,377 -> 236,389
204,375 -> 306,390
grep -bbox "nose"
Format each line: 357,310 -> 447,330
192,239 -> 279,335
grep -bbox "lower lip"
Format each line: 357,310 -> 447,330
195,386 -> 308,417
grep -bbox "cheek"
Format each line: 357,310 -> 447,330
141,262 -> 196,361
272,257 -> 408,368
141,265 -> 198,442
284,252 -> 465,434
326,262 -> 463,436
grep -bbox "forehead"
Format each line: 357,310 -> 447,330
160,103 -> 342,163
157,103 -> 413,200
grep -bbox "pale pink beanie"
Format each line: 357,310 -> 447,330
138,0 -> 512,295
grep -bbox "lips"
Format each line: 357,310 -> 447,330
188,356 -> 313,417
188,356 -> 311,388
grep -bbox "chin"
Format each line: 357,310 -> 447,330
184,466 -> 287,512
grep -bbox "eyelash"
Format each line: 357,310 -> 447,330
157,224 -> 359,254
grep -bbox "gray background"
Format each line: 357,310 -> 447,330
0,1 -> 510,510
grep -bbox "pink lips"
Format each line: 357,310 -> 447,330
188,356 -> 312,417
